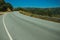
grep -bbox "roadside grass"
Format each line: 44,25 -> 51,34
19,10 -> 60,23
0,12 -> 5,15
0,11 -> 12,15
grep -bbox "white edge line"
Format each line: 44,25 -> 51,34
3,13 -> 13,40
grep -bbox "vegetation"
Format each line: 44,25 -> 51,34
0,0 -> 13,12
14,7 -> 60,23
14,7 -> 60,18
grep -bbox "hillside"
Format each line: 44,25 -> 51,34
14,7 -> 60,23
0,0 -> 13,12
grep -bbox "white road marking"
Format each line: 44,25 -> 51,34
3,13 -> 13,40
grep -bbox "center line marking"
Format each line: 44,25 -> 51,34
3,13 -> 13,40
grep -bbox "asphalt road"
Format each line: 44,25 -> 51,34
0,11 -> 60,40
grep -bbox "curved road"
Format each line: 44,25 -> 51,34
0,11 -> 60,40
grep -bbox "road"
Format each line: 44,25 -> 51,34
0,11 -> 60,40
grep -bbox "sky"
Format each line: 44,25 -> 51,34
5,0 -> 60,8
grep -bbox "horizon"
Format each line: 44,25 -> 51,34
5,0 -> 60,8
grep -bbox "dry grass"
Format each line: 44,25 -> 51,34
0,12 -> 5,15
19,10 -> 60,23
0,11 -> 11,15
20,10 -> 32,16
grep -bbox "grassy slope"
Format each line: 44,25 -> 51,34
19,10 -> 60,23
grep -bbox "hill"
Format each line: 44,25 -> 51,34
0,0 -> 13,12
14,7 -> 60,23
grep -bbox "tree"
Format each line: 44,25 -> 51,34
5,3 -> 13,11
0,0 -> 13,11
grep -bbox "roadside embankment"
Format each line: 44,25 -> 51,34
19,10 -> 60,23
0,12 -> 5,15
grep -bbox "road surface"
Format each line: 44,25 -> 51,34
0,11 -> 60,40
